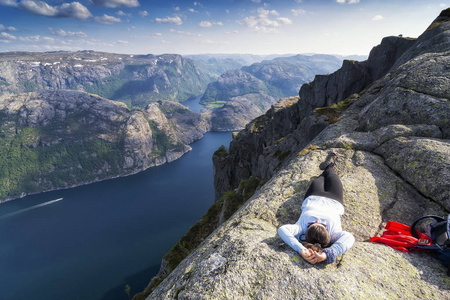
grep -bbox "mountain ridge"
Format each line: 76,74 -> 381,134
0,51 -> 212,108
201,54 -> 342,131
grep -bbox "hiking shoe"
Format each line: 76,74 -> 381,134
319,152 -> 337,170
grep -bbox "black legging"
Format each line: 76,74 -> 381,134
304,166 -> 343,204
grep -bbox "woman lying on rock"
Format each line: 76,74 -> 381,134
278,153 -> 355,264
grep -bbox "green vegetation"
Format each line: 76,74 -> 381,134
158,104 -> 188,117
204,100 -> 228,108
147,119 -> 185,157
134,176 -> 265,299
200,80 -> 270,108
147,120 -> 170,156
213,145 -> 228,158
23,80 -> 38,93
297,144 -> 320,157
426,8 -> 450,31
125,284 -> 131,300
274,150 -> 291,162
0,116 -> 125,201
314,97 -> 359,123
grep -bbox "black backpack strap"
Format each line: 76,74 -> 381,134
411,215 -> 446,239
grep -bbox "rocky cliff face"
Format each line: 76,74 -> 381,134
146,9 -> 450,299
0,51 -> 212,108
211,30 -> 424,201
0,90 -> 208,202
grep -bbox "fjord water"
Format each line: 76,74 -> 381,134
0,131 -> 233,300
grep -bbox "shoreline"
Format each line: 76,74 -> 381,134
0,144 -> 193,205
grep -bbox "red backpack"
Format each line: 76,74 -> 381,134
371,216 -> 450,276
370,220 -> 433,252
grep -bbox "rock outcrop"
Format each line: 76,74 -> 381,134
0,90 -> 207,201
145,9 -> 450,299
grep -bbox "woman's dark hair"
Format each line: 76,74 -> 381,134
304,242 -> 322,252
305,223 -> 330,248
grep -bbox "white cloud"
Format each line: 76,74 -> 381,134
10,1 -> 92,19
117,40 -> 129,45
0,0 -> 18,7
49,28 -> 87,38
139,10 -> 148,17
18,35 -> 46,42
155,16 -> 182,25
199,21 -> 212,27
42,36 -> 54,42
336,0 -> 360,3
188,8 -> 198,13
251,0 -> 261,3
0,24 -> 17,31
90,0 -> 139,8
277,17 -> 292,25
169,29 -> 201,37
372,15 -> 384,21
117,10 -> 128,16
18,1 -> 58,16
239,7 -> 291,33
1,31 -> 17,40
95,14 -> 121,25
199,21 -> 223,27
58,2 -> 93,19
291,9 -> 306,16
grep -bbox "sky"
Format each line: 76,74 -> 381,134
0,0 -> 448,56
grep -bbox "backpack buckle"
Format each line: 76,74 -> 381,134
418,238 -> 430,245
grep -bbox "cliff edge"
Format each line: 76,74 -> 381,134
146,9 -> 450,299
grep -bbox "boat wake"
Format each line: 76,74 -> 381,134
0,198 -> 63,220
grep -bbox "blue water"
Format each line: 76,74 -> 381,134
182,96 -> 207,113
0,131 -> 232,300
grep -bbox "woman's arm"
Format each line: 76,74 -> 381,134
322,231 -> 355,263
278,224 -> 306,254
278,225 -> 327,265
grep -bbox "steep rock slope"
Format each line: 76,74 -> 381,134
0,90 -> 208,202
0,51 -> 212,108
147,9 -> 450,299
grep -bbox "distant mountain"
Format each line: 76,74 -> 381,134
201,54 -> 342,130
0,90 -> 209,202
186,54 -> 293,67
334,54 -> 368,61
185,56 -> 245,79
0,51 -> 213,108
